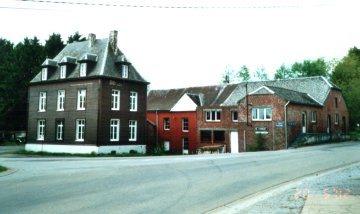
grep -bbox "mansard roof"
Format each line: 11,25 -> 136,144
31,31 -> 148,84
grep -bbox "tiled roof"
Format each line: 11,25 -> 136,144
147,84 -> 237,111
148,76 -> 339,110
31,31 -> 148,84
266,86 -> 322,106
222,76 -> 338,106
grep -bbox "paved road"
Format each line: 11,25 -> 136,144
0,142 -> 360,214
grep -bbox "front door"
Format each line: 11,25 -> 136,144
230,131 -> 239,153
302,112 -> 307,133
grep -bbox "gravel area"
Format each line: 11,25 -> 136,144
238,162 -> 360,214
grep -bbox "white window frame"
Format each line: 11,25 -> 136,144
122,65 -> 128,78
182,118 -> 189,132
111,89 -> 120,110
76,119 -> 85,142
60,65 -> 66,79
311,111 -> 317,123
37,119 -> 45,141
56,120 -> 64,141
110,119 -> 120,141
80,63 -> 87,77
57,90 -> 65,111
77,89 -> 86,110
205,110 -> 221,122
39,92 -> 46,112
41,67 -> 47,81
129,120 -> 137,141
252,107 -> 272,121
232,111 -> 238,122
164,118 -> 170,130
130,91 -> 138,112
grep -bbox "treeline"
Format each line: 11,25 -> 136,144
0,32 -> 86,130
222,48 -> 360,129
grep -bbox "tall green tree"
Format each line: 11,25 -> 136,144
238,65 -> 250,81
274,64 -> 294,80
44,33 -> 65,58
291,58 -> 329,77
67,31 -> 86,44
331,47 -> 360,128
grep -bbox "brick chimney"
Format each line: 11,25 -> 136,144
88,33 -> 96,48
109,30 -> 118,54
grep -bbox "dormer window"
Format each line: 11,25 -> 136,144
60,65 -> 66,79
80,63 -> 87,77
122,65 -> 128,78
41,68 -> 48,81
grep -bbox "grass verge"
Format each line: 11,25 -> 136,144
0,165 -> 8,173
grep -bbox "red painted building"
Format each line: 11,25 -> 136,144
148,77 -> 349,154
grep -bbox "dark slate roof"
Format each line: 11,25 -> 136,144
222,76 -> 338,106
147,84 -> 238,111
31,32 -> 147,84
266,86 -> 322,106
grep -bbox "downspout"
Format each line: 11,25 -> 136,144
155,110 -> 159,147
284,101 -> 290,149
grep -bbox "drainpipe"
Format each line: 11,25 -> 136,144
284,101 -> 290,149
156,110 -> 159,147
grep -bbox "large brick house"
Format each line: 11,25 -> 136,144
147,77 -> 349,153
26,31 -> 149,154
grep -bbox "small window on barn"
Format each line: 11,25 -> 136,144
334,113 -> 339,125
335,97 -> 338,108
232,111 -> 238,122
164,118 -> 170,130
200,130 -> 211,142
214,130 -> 225,142
311,111 -> 317,123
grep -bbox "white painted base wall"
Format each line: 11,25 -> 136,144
25,144 -> 146,154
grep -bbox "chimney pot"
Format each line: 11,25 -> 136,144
109,30 -> 118,54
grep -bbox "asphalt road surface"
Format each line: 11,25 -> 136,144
1,142 -> 360,214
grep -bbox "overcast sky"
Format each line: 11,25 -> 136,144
1,0 -> 360,89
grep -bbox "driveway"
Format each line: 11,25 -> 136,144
0,142 -> 360,214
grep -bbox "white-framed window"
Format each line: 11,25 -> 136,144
311,111 -> 317,123
182,118 -> 189,132
130,91 -> 138,112
56,120 -> 64,141
41,67 -> 47,81
77,89 -> 86,110
39,92 -> 47,112
205,110 -> 221,122
122,65 -> 128,78
232,111 -> 238,122
111,89 -> 120,110
252,107 -> 272,121
57,90 -> 65,111
335,113 -> 339,125
76,119 -> 85,141
80,63 -> 87,77
129,120 -> 137,141
37,119 -> 45,141
60,65 -> 66,79
164,118 -> 170,130
110,119 -> 120,141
